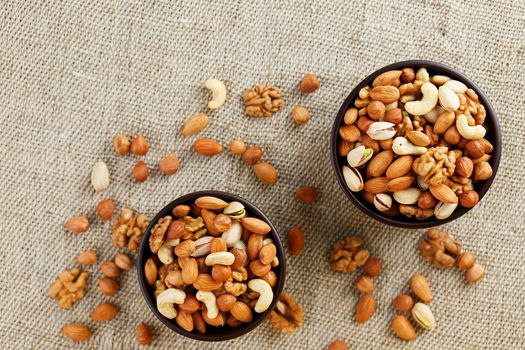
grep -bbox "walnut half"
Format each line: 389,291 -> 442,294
242,84 -> 284,117
269,293 -> 304,333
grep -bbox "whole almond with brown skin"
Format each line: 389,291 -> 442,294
372,70 -> 402,87
253,162 -> 278,184
386,155 -> 413,179
369,85 -> 400,104
159,153 -> 180,176
338,140 -> 354,156
328,340 -> 349,350
195,196 -> 228,210
176,310 -> 194,332
247,234 -> 263,260
406,130 -> 431,147
364,256 -> 381,277
363,177 -> 389,194
217,294 -> 237,312
65,216 -> 89,233
211,265 -> 231,282
130,135 -> 149,155
172,205 -> 190,218
241,217 -> 271,235
144,258 -> 157,286
96,199 -> 115,221
194,138 -> 223,156
201,209 -> 220,236
357,117 -> 374,133
175,240 -> 196,257
249,259 -> 271,277
430,184 -> 458,204
180,112 -> 209,136
202,310 -> 225,326
433,111 -> 455,134
193,313 -> 207,333
355,294 -> 376,324
193,273 -> 223,291
259,243 -> 277,265
114,253 -> 132,270
296,186 -> 317,203
340,125 -> 360,142
456,157 -> 474,177
299,73 -> 320,93
344,108 -> 358,125
91,302 -> 118,322
181,257 -> 199,284
354,275 -> 374,293
410,274 -> 431,303
242,146 -> 263,165
288,227 -> 305,255
392,294 -> 414,312
135,323 -> 153,345
76,250 -> 97,266
99,277 -> 119,296
387,176 -> 415,192
230,301 -> 253,322
61,323 -> 91,342
391,315 -> 416,341
101,261 -> 122,278
368,150 -> 394,177
166,220 -> 187,240
262,270 -> 277,288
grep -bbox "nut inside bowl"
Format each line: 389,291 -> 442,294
331,60 -> 501,228
137,190 -> 286,341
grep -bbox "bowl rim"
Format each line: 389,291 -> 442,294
137,190 -> 286,341
330,60 -> 502,228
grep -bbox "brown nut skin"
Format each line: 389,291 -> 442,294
179,295 -> 201,314
357,117 -> 374,133
466,263 -> 485,282
287,227 -> 305,256
392,294 -> 414,312
77,251 -> 97,266
338,140 -> 354,156
456,157 -> 474,178
216,294 -> 237,312
144,258 -> 157,286
65,216 -> 89,233
355,294 -> 376,324
401,68 -> 415,83
253,163 -> 278,185
242,146 -> 263,165
159,153 -> 180,176
230,248 -> 248,270
132,161 -> 149,182
473,162 -> 493,181
172,205 -> 190,218
418,191 -> 437,209
459,190 -> 479,208
364,256 -> 381,277
113,134 -> 130,156
457,252 -> 476,270
229,140 -> 247,155
100,261 -> 122,278
391,315 -> 416,341
383,108 -> 403,124
339,125 -> 361,142
130,135 -> 149,156
135,323 -> 153,345
211,265 -> 231,282
99,277 -> 119,296
291,106 -> 310,125
366,100 -> 386,120
299,73 -> 320,93
327,339 -> 349,350
465,140 -> 486,159
343,108 -> 358,125
361,135 -> 380,154
96,199 -> 115,221
249,259 -> 271,277
444,126 -> 461,145
261,270 -> 277,288
295,186 -> 317,203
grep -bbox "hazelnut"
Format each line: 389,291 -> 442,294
444,126 -> 461,145
327,339 -> 348,350
466,263 -> 485,282
459,190 -> 479,208
344,108 -> 358,125
211,265 -> 231,282
261,270 -> 277,288
392,294 -> 414,312
357,117 -> 374,133
361,135 -> 380,154
456,157 -> 474,178
354,275 -> 374,293
473,161 -> 493,181
366,100 -> 386,120
384,108 -> 403,124
457,252 -> 476,270
159,153 -> 180,176
229,139 -> 247,155
401,68 -> 415,83
96,199 -> 115,221
457,137 -> 469,149
295,186 -> 317,203
299,73 -> 320,93
100,261 -> 122,278
479,138 -> 494,153
464,140 -> 485,159
363,256 -> 381,277
99,277 -> 119,296
418,191 -> 437,209
230,248 -> 248,270
242,146 -> 263,165
113,134 -> 130,156
114,253 -> 133,270
130,135 -> 149,156
135,323 -> 153,345
291,106 -> 310,125
132,161 -> 149,182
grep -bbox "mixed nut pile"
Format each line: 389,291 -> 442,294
338,67 -> 494,220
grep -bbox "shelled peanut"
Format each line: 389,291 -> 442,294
339,67 -> 494,221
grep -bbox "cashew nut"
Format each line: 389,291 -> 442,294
392,137 -> 428,155
221,222 -> 242,247
204,78 -> 226,110
191,236 -> 213,257
423,105 -> 444,124
415,67 -> 430,82
205,252 -> 235,266
156,288 -> 186,319
444,80 -> 468,93
262,238 -> 273,246
158,239 -> 180,264
456,114 -> 486,140
233,240 -> 247,250
196,290 -> 219,319
248,279 -> 274,313
404,82 -> 438,116
430,75 -> 451,85
438,85 -> 460,111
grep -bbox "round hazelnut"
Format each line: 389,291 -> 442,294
344,108 -> 358,125
456,157 -> 474,178
299,73 -> 320,93
444,126 -> 461,145
363,256 -> 381,277
96,199 -> 115,221
99,277 -> 119,296
366,100 -> 386,120
357,117 -> 374,133
459,190 -> 479,208
418,191 -> 437,209
211,265 -> 231,282
291,106 -> 311,125
242,146 -> 263,165
216,294 -> 237,312
392,294 -> 414,312
457,252 -> 476,270
113,134 -> 130,156
466,263 -> 485,282
384,108 -> 403,124
261,270 -> 277,288
100,261 -> 122,278
295,186 -> 317,203
159,153 -> 180,176
401,67 -> 415,83
135,323 -> 153,345
130,135 -> 149,156
473,161 -> 493,181
327,339 -> 348,350
132,161 -> 149,182
229,139 -> 247,155
457,137 -> 469,149
464,140 -> 485,159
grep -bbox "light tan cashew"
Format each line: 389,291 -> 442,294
271,256 -> 279,268
399,93 -> 417,103
415,68 -> 430,82
204,78 -> 226,109
404,82 -> 438,116
434,201 -> 458,219
385,101 -> 398,111
417,175 -> 429,191
233,240 -> 247,250
191,236 -> 213,257
248,279 -> 274,313
223,201 -> 246,219
262,238 -> 273,246
342,166 -> 364,192
196,290 -> 219,319
456,114 -> 486,140
438,85 -> 460,111
205,252 -> 235,266
366,122 -> 396,140
392,137 -> 428,155
393,188 -> 422,205
158,239 -> 180,264
423,105 -> 444,124
156,288 -> 186,319
221,222 -> 242,247
444,80 -> 468,93
431,75 -> 451,85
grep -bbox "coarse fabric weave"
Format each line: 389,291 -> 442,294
1,0 -> 524,349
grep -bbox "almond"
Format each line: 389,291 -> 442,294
367,150 -> 394,177
241,217 -> 271,235
159,153 -> 180,176
193,273 -> 223,291
249,259 -> 271,277
201,209 -> 220,236
230,301 -> 253,323
201,310 -> 225,326
91,302 -> 118,322
242,146 -> 263,165
433,111 -> 455,134
166,220 -> 187,240
194,138 -> 223,156
259,243 -> 277,265
372,70 -> 402,87
391,315 -> 416,341
363,177 -> 389,194
247,234 -> 263,260
253,162 -> 278,185
180,112 -> 209,136
211,265 -> 231,282
144,258 -> 157,286
385,155 -> 413,179
383,108 -> 403,124
135,323 -> 153,345
387,176 -> 415,192
406,130 -> 431,147
287,227 -> 305,255
369,86 -> 400,104
175,240 -> 196,257
355,294 -> 376,324
181,257 -> 199,284
295,186 -> 317,203
299,73 -> 320,93
363,256 -> 382,277
76,250 -> 97,266
176,310 -> 194,332
410,274 -> 432,303
172,205 -> 190,218
99,277 -> 119,296
96,199 -> 115,221
65,215 -> 89,233
429,184 -> 458,204
195,196 -> 228,210
216,294 -> 237,312
101,261 -> 121,278
60,323 -> 91,341
193,313 -> 207,333
354,275 -> 374,293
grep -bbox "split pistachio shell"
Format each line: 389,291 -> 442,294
373,193 -> 392,212
342,166 -> 363,192
393,188 -> 422,205
223,201 -> 246,219
417,175 -> 429,191
191,236 -> 214,257
366,122 -> 397,140
347,145 -> 373,167
411,302 -> 436,330
434,201 -> 457,219
392,137 -> 427,155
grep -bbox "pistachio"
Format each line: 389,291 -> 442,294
366,122 -> 397,140
392,137 -> 428,155
223,201 -> 246,219
393,188 -> 421,205
342,166 -> 364,192
417,175 -> 429,191
411,302 -> 436,330
373,193 -> 392,212
434,201 -> 458,220
191,236 -> 214,257
347,146 -> 373,168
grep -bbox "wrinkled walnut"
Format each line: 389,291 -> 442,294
399,205 -> 433,220
396,115 -> 424,136
112,208 -> 149,253
446,175 -> 473,195
48,268 -> 89,309
180,216 -> 206,240
412,146 -> 456,186
242,84 -> 285,117
224,280 -> 247,297
330,236 -> 369,272
419,228 -> 462,268
270,293 -> 304,333
149,216 -> 172,253
232,267 -> 248,282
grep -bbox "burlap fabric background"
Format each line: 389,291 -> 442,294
1,0 -> 524,349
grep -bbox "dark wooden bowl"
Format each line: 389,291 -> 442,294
137,190 -> 286,341
330,60 -> 501,228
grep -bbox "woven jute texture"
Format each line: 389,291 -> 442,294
1,0 -> 524,349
